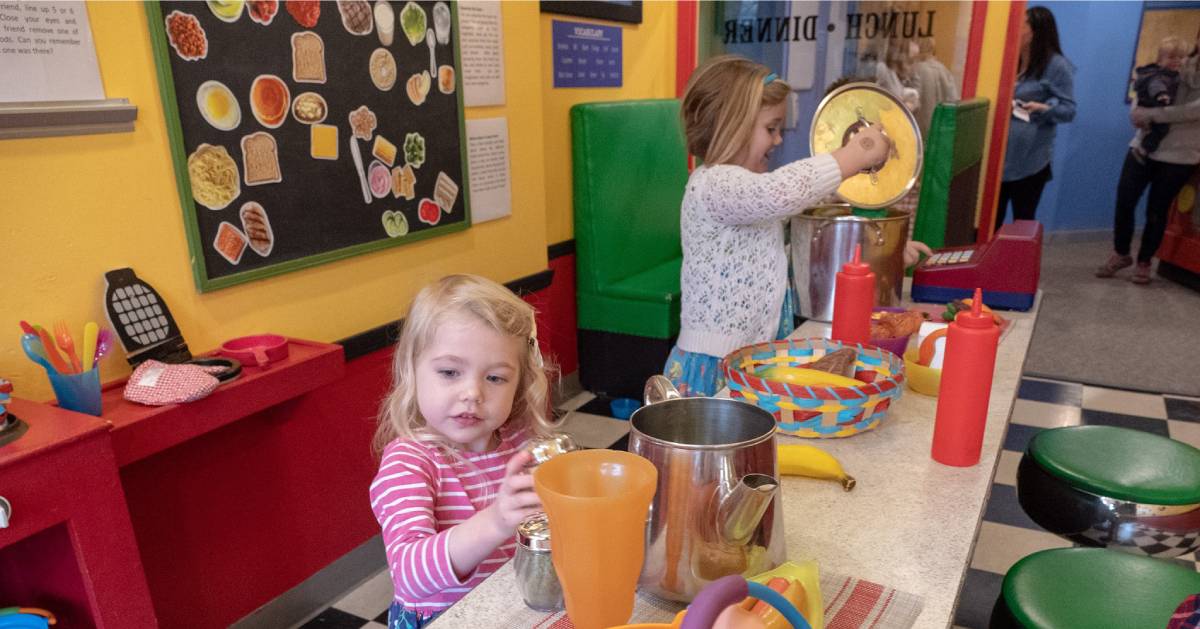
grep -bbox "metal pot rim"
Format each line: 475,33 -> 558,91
628,397 -> 777,451
792,207 -> 911,223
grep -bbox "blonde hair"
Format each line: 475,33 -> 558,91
373,274 -> 555,455
681,55 -> 791,165
1159,36 -> 1189,59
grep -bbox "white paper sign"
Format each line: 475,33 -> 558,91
0,1 -> 104,103
466,117 -> 511,223
459,0 -> 505,107
784,1 -> 818,91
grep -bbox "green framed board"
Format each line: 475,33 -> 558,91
146,0 -> 470,292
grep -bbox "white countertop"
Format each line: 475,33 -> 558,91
432,294 -> 1041,629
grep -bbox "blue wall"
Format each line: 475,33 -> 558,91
1034,1 -> 1163,232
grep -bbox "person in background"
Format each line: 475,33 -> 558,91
1097,29 -> 1200,284
369,274 -> 555,628
663,55 -> 892,397
911,38 -> 960,139
996,6 -> 1076,231
1131,36 -> 1189,161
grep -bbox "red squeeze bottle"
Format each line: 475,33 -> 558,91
831,244 -> 875,346
931,288 -> 1001,466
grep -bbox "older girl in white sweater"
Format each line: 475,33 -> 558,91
664,55 -> 891,397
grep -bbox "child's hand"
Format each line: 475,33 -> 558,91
486,450 -> 544,535
904,240 -> 933,267
832,124 -> 891,178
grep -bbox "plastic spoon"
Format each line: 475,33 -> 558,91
33,326 -> 71,374
82,322 -> 99,372
427,29 -> 436,79
94,328 -> 114,362
20,334 -> 55,373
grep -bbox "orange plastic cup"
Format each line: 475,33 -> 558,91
533,449 -> 658,629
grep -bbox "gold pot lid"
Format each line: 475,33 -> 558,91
809,82 -> 923,209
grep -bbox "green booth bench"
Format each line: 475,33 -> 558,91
571,99 -> 688,397
913,98 -> 989,249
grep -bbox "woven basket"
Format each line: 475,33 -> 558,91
720,338 -> 906,438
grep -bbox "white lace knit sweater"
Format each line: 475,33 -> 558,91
677,153 -> 842,358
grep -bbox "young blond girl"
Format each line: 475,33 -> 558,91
664,54 -> 892,397
370,274 -> 555,628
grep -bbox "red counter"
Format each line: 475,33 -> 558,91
0,399 -> 156,627
4,337 -> 392,629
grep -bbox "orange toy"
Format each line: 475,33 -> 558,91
533,450 -> 657,629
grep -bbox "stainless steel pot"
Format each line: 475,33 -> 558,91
791,205 -> 910,322
628,376 -> 785,602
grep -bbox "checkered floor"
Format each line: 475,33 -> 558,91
298,379 -> 1200,629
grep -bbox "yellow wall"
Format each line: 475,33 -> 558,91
541,2 -> 677,245
1,1 -> 548,400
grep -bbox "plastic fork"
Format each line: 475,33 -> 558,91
31,327 -> 70,374
52,320 -> 82,374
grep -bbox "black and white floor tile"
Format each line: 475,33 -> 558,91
298,379 -> 1200,629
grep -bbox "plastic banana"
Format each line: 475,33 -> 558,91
778,444 -> 857,491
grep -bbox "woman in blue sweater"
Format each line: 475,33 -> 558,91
996,6 -> 1076,231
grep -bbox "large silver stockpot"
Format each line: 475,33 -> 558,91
791,205 -> 910,322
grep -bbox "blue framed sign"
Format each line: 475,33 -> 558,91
552,20 -> 622,88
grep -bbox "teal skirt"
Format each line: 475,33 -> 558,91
663,291 -> 795,398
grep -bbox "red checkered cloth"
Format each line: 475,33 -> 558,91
1170,594 -> 1200,629
123,360 -> 226,406
499,571 -> 922,629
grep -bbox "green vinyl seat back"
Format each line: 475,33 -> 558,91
572,99 -> 687,339
994,548 -> 1200,628
913,98 -> 988,249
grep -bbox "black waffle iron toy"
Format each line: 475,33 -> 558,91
104,268 -> 193,367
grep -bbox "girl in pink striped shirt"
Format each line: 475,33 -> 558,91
370,274 -> 556,628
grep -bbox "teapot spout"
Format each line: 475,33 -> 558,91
718,474 -> 778,546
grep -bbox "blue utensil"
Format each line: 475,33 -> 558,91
20,334 -> 55,373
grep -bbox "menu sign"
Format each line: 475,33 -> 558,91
551,19 -> 621,88
148,0 -> 470,291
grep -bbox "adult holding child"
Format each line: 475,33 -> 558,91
1097,29 -> 1200,284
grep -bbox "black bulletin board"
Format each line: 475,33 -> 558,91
146,0 -> 470,292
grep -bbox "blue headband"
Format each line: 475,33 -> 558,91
764,72 -> 778,85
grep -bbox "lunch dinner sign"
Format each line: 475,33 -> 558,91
552,19 -> 621,88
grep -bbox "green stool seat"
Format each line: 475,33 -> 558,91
992,548 -> 1200,628
1017,425 -> 1200,557
1029,425 -> 1200,504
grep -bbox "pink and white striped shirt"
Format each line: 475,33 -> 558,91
369,427 -> 530,615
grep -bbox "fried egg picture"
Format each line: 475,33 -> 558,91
197,80 -> 241,131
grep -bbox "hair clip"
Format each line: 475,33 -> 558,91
529,320 -> 544,369
763,72 -> 778,85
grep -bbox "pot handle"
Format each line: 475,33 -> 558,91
863,220 -> 885,246
644,375 -> 682,406
810,219 -> 833,244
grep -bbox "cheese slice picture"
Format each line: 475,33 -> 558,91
311,124 -> 339,160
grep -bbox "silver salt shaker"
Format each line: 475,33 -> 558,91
514,512 -> 563,612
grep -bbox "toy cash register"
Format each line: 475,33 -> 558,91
912,220 -> 1043,310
